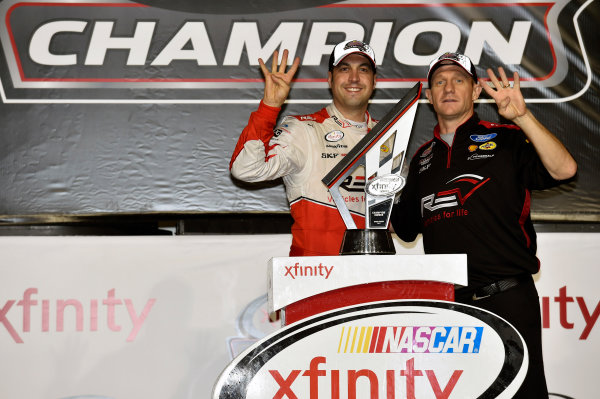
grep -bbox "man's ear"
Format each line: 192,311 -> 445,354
425,88 -> 432,104
472,82 -> 483,101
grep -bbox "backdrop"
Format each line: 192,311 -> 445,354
0,0 -> 598,222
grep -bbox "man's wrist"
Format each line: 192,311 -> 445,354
512,109 -> 534,127
261,99 -> 283,109
259,99 -> 282,112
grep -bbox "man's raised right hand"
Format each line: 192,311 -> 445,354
259,49 -> 300,108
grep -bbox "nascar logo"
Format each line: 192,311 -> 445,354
338,325 -> 484,354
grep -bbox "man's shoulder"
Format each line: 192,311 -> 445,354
273,108 -> 330,141
284,107 -> 330,124
476,119 -> 521,133
473,119 -> 529,147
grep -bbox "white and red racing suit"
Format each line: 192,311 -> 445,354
230,101 -> 378,256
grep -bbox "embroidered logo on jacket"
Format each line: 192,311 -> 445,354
479,141 -> 497,150
421,142 -> 435,157
421,174 -> 490,217
470,133 -> 497,142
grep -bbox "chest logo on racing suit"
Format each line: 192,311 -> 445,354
421,174 -> 490,217
470,133 -> 497,142
273,123 -> 291,138
325,130 -> 344,142
421,141 -> 435,157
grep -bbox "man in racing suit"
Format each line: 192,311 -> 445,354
230,40 -> 378,256
391,52 -> 577,397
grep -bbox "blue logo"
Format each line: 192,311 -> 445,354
470,133 -> 497,142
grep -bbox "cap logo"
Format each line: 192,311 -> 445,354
439,52 -> 461,62
427,51 -> 476,84
344,40 -> 370,52
329,39 -> 376,70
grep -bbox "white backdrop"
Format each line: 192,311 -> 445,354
0,233 -> 597,399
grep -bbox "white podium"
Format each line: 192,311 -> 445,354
268,254 -> 468,325
213,254 -> 529,398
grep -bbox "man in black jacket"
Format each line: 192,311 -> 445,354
391,52 -> 577,397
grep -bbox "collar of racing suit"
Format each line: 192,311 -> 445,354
326,102 -> 374,131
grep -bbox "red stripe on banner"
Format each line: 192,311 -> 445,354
376,326 -> 387,353
369,327 -> 379,353
320,3 -> 551,8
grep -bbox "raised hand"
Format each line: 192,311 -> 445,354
259,49 -> 300,108
480,66 -> 577,180
480,67 -> 527,122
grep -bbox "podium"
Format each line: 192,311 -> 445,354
268,254 -> 468,325
214,254 -> 530,398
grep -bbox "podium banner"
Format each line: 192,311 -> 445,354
0,233 -> 598,399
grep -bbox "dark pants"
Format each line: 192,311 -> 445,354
455,276 -> 548,398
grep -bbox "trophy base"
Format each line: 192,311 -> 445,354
339,229 -> 396,255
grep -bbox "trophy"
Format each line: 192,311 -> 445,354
322,82 -> 422,255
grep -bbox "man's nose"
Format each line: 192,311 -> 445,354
348,68 -> 360,81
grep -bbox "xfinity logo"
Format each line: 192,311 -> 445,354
283,262 -> 334,279
0,0 -> 585,102
0,288 -> 156,343
267,356 -> 464,398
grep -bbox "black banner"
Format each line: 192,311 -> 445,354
0,0 -> 597,223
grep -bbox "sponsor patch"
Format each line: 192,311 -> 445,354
468,144 -> 479,152
273,125 -> 291,137
325,130 -> 344,142
468,153 -> 495,161
419,154 -> 433,165
479,141 -> 497,150
421,142 -> 435,157
470,133 -> 497,142
419,163 -> 431,174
